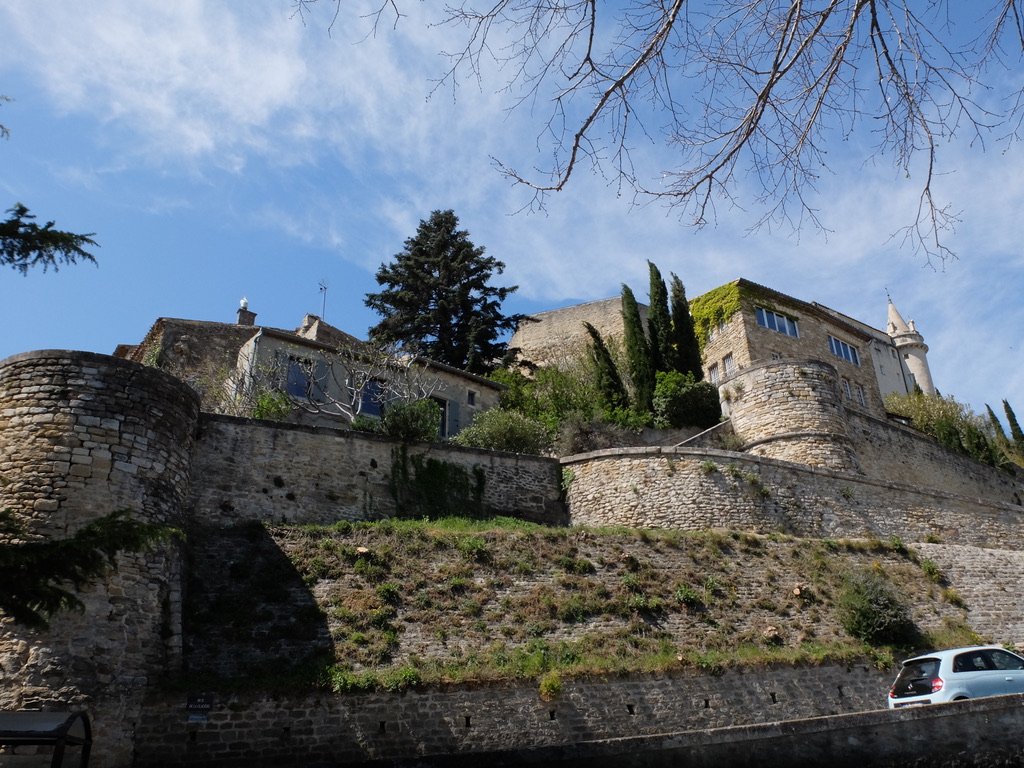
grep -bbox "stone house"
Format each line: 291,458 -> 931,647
114,301 -> 501,437
510,278 -> 934,422
692,279 -> 934,420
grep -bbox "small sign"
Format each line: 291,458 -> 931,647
186,695 -> 212,724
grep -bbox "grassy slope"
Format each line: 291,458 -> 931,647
182,518 -> 979,695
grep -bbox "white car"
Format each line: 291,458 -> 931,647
888,645 -> 1024,708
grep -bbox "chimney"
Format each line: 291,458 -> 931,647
237,297 -> 257,326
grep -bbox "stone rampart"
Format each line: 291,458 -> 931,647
133,662 -> 888,767
726,360 -> 861,472
563,447 -> 1024,548
189,414 -> 565,527
0,350 -> 201,767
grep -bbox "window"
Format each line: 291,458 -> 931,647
467,389 -> 477,407
360,380 -> 385,417
755,306 -> 799,338
855,384 -> 866,407
708,364 -> 719,385
841,378 -> 852,400
723,353 -> 735,376
707,319 -> 727,341
828,336 -> 860,366
285,356 -> 327,401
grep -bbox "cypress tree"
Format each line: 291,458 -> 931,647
668,274 -> 703,379
1004,400 -> 1024,447
621,284 -> 655,412
584,322 -> 629,412
986,404 -> 1008,441
646,261 -> 671,373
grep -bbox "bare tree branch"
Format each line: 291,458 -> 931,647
304,1 -> 1024,264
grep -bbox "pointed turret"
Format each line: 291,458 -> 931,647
887,296 -> 935,395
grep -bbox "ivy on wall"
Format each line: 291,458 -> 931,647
689,280 -> 790,348
388,446 -> 487,519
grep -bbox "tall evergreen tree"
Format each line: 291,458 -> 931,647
646,261 -> 670,373
986,404 -> 1008,441
668,274 -> 703,379
1004,400 -> 1024,447
621,284 -> 655,412
584,322 -> 629,412
365,210 -> 524,374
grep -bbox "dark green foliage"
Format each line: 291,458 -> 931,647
389,446 -> 486,519
837,570 -> 916,645
621,284 -> 655,412
1004,400 -> 1024,447
583,322 -> 629,413
885,392 -> 998,466
0,509 -> 174,628
450,409 -> 552,455
1,203 -> 98,276
365,210 -> 524,374
490,365 -> 600,431
986,404 -> 1007,441
668,275 -> 703,378
653,371 -> 722,428
646,261 -> 671,373
379,399 -> 442,444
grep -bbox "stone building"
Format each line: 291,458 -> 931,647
692,279 -> 934,421
510,278 -> 934,422
114,300 -> 501,437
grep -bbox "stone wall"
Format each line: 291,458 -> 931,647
133,662 -> 889,767
509,297 -> 643,367
188,415 -> 565,527
0,350 -> 201,768
563,447 -> 1024,550
726,360 -> 860,471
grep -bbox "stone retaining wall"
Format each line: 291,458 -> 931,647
563,447 -> 1024,547
134,662 -> 889,767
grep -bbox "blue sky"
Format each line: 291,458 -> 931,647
1,1 -> 1022,422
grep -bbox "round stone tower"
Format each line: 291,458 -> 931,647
886,297 -> 935,395
0,350 -> 201,767
725,359 -> 861,472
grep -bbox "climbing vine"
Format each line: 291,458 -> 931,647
388,446 -> 487,519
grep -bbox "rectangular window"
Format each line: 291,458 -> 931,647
431,396 -> 450,438
467,389 -> 477,406
828,336 -> 860,366
855,384 -> 866,407
755,306 -> 799,338
723,353 -> 735,376
360,380 -> 385,417
285,356 -> 328,401
841,378 -> 852,399
708,364 -> 719,385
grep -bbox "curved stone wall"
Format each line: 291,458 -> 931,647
726,360 -> 860,472
0,350 -> 201,767
563,447 -> 1024,547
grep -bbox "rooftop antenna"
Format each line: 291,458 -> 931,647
319,280 -> 328,320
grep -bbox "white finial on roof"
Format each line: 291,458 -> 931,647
240,297 -> 249,310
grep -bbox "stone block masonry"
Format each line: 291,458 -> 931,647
133,663 -> 890,767
0,350 -> 201,768
189,414 -> 565,527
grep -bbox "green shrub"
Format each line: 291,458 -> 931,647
837,570 -> 916,645
379,399 -> 441,443
450,409 -> 552,455
350,414 -> 381,433
251,389 -> 292,421
653,371 -> 722,429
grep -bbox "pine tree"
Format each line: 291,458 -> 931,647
668,274 -> 703,379
621,284 -> 655,412
1004,400 -> 1024,447
365,210 -> 524,374
584,322 -> 629,412
646,261 -> 670,373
